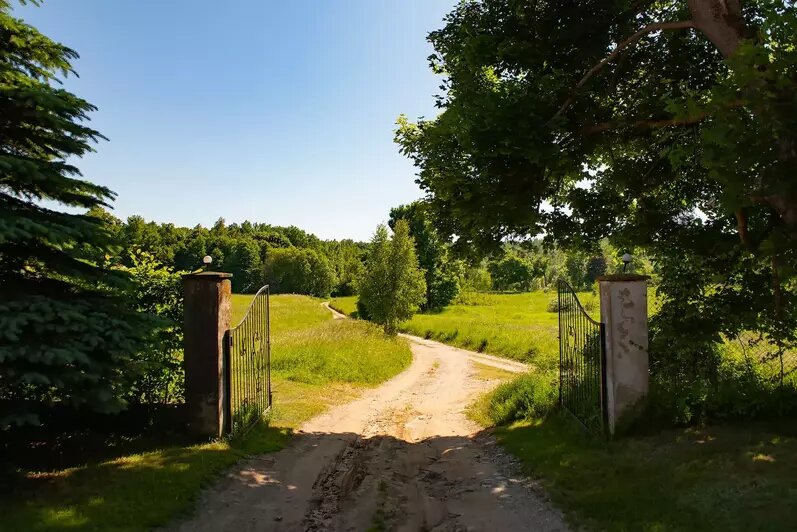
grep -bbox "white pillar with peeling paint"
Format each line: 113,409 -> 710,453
598,275 -> 649,434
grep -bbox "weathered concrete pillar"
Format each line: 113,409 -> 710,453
598,274 -> 649,434
183,272 -> 232,438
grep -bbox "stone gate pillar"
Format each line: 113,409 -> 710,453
598,274 -> 649,434
183,271 -> 232,438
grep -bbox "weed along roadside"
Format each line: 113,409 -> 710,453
0,294 -> 412,531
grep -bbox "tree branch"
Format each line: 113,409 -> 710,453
582,112 -> 709,134
548,20 -> 696,125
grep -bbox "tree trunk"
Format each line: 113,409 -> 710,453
689,0 -> 797,233
687,0 -> 747,57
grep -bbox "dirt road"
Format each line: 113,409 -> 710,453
173,311 -> 567,531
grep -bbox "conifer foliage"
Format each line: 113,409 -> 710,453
0,1 -> 151,427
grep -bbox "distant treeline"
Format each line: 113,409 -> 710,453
92,203 -> 653,301
89,208 -> 365,296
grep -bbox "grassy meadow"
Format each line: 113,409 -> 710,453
2,294 -> 411,531
333,291 -> 598,371
329,295 -> 358,317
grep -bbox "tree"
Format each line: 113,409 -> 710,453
0,2 -> 153,426
396,0 -> 797,383
224,239 -> 263,293
489,253 -> 539,292
358,221 -> 426,334
263,247 -> 335,297
389,201 -> 462,309
119,250 -> 185,405
326,239 -> 365,296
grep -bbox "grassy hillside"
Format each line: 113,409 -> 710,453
2,294 -> 411,531
234,294 -> 412,426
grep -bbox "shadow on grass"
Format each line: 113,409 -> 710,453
496,413 -> 797,531
1,422 -> 290,532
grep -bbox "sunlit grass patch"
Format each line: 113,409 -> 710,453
1,424 -> 289,531
470,361 -> 516,381
401,291 -> 597,369
329,295 -> 358,316
493,415 -> 797,531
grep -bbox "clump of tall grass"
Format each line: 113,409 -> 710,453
469,372 -> 558,427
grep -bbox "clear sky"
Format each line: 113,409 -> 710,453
16,0 -> 454,241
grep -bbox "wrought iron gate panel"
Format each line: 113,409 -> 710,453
224,285 -> 271,434
557,280 -> 607,435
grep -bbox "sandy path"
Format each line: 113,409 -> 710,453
172,309 -> 566,531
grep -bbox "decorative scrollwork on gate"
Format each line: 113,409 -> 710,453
557,280 -> 607,435
224,285 -> 271,434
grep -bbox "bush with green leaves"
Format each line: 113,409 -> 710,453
264,247 -> 336,297
0,3 -> 154,427
119,250 -> 186,405
358,221 -> 426,334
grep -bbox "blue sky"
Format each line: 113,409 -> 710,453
16,0 -> 454,241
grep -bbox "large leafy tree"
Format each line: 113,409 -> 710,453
396,1 -> 797,362
0,1 -> 152,426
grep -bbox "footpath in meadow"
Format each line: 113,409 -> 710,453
171,305 -> 566,531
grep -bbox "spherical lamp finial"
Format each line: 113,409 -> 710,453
621,253 -> 632,272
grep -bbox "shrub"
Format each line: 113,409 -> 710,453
476,372 -> 558,426
120,250 -> 186,405
355,298 -> 370,321
546,296 -> 595,313
489,254 -> 541,292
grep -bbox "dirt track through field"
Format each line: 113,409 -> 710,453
172,306 -> 566,531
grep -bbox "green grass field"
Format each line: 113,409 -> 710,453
2,294 -> 411,531
333,291 -> 597,371
493,415 -> 797,531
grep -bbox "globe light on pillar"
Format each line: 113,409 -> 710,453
202,255 -> 212,271
621,253 -> 632,273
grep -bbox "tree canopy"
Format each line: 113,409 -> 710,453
389,201 -> 462,309
396,0 -> 797,362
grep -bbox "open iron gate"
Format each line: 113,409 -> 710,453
224,285 -> 272,434
557,280 -> 607,435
